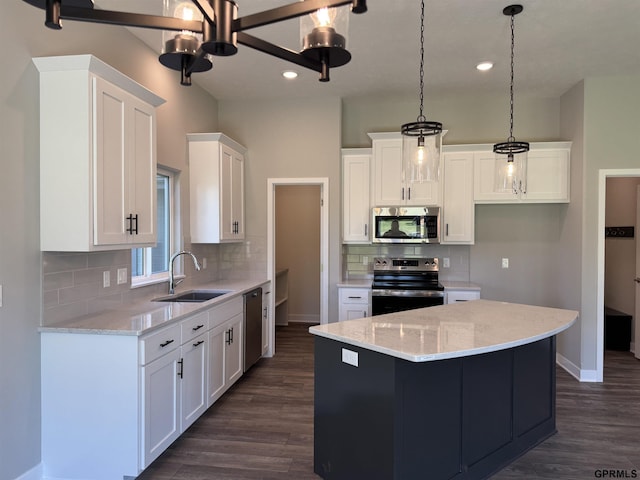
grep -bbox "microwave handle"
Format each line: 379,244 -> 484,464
364,224 -> 368,236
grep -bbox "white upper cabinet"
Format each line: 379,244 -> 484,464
442,149 -> 475,244
342,149 -> 371,243
188,133 -> 246,243
473,142 -> 571,203
35,55 -> 165,251
369,132 -> 441,206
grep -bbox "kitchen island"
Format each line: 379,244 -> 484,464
309,299 -> 577,480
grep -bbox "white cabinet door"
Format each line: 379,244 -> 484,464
370,133 -> 440,207
226,313 -> 244,386
142,348 -> 181,468
342,149 -> 371,243
220,145 -> 245,241
207,322 -> 228,405
189,133 -> 246,243
261,283 -> 271,355
36,55 -> 163,251
94,78 -> 157,246
180,332 -> 208,432
442,151 -> 474,244
474,142 -> 571,203
207,313 -> 244,405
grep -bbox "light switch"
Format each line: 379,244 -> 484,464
103,271 -> 111,288
502,258 -> 509,269
443,257 -> 450,268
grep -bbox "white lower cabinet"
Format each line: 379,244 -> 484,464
338,287 -> 371,321
446,289 -> 481,304
207,297 -> 244,405
41,295 -> 246,480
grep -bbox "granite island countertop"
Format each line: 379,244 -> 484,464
309,299 -> 577,362
39,279 -> 268,336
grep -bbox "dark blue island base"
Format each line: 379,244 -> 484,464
314,335 -> 557,480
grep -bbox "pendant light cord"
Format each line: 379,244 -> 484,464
417,0 -> 425,122
508,10 -> 515,142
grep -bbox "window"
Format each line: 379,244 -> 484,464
132,168 -> 175,286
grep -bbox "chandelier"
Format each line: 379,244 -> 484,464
493,4 -> 529,194
24,0 -> 367,86
401,0 -> 442,184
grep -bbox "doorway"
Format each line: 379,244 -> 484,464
266,178 -> 329,357
597,169 -> 640,380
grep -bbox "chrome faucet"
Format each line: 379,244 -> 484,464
168,251 -> 201,294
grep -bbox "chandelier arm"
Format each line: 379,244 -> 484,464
50,6 -> 203,32
233,0 -> 362,33
237,32 -> 323,73
189,0 -> 215,25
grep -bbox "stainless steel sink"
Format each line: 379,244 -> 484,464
152,289 -> 232,303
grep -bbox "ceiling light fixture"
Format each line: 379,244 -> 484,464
24,0 -> 367,86
493,4 -> 529,194
282,70 -> 298,79
476,61 -> 494,71
401,0 -> 442,184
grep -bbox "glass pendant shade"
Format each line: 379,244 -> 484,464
300,5 -> 350,81
494,148 -> 528,194
402,127 -> 441,183
159,0 -> 212,85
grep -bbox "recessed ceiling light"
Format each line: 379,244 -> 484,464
282,70 -> 298,79
476,62 -> 494,71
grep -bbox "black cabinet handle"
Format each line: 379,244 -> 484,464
160,339 -> 174,348
126,214 -> 139,235
177,358 -> 183,379
192,324 -> 204,331
408,187 -> 411,200
225,329 -> 231,345
229,327 -> 234,344
193,340 -> 204,347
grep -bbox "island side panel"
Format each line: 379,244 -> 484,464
314,337 -> 396,480
395,357 -> 463,479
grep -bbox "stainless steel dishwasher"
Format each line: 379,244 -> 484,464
243,287 -> 263,371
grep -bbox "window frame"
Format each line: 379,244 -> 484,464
131,166 -> 178,288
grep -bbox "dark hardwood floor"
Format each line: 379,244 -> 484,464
139,324 -> 640,479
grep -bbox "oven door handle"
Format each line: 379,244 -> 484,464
371,289 -> 445,298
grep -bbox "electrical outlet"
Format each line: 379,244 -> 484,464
502,258 -> 509,269
342,348 -> 359,367
103,271 -> 111,288
362,256 -> 369,265
117,268 -> 128,285
443,257 -> 450,268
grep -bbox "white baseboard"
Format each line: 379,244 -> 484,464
556,353 -> 599,382
13,463 -> 42,480
287,314 -> 320,324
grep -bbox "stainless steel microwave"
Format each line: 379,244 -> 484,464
371,206 -> 440,244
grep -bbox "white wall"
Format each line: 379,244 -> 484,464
0,2 -> 218,478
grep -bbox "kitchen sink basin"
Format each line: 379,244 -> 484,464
153,290 -> 232,303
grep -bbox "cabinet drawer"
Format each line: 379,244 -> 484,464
446,290 -> 480,304
339,288 -> 370,304
209,296 -> 243,329
181,311 -> 209,344
140,323 -> 181,365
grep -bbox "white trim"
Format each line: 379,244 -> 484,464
597,168 -> 640,382
267,178 -> 329,358
556,353 -> 599,382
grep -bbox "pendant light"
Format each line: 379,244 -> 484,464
401,0 -> 442,184
494,4 -> 529,194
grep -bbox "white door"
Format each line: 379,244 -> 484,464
633,186 -> 640,359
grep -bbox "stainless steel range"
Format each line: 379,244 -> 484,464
371,257 -> 445,316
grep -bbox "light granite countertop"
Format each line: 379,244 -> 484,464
309,299 -> 577,362
39,279 -> 268,336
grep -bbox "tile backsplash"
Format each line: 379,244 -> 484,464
41,235 -> 268,327
342,244 -> 471,281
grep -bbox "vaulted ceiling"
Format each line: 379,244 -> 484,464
95,0 -> 640,101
